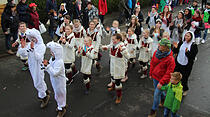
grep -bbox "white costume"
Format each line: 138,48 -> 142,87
19,28 -> 47,99
86,28 -> 101,54
151,32 -> 160,56
59,32 -> 76,64
124,34 -> 138,59
77,45 -> 97,75
138,37 -> 153,62
45,42 -> 66,111
73,25 -> 87,48
171,18 -> 184,43
103,42 -> 130,79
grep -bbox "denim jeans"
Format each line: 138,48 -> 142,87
152,79 -> 166,110
203,28 -> 208,40
5,31 -> 18,50
164,108 -> 180,117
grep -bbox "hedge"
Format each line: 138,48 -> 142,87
26,0 -> 152,23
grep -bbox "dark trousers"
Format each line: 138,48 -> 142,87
99,15 -> 105,24
5,31 -> 18,50
174,61 -> 193,91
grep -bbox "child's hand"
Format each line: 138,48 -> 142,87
62,39 -> 66,44
157,83 -> 162,89
173,42 -> 178,48
148,12 -> 150,17
30,41 -> 34,49
43,60 -> 49,66
185,47 -> 188,53
12,42 -> 18,47
78,46 -> 82,53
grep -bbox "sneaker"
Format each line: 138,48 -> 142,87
143,66 -> 148,71
140,74 -> 147,79
115,96 -> 122,104
148,109 -> 157,117
21,66 -> 28,71
40,95 -> 50,108
57,108 -> 66,117
7,50 -> 15,55
183,91 -> 188,96
138,68 -> 142,73
201,39 -> 205,44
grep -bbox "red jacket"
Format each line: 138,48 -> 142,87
28,10 -> 39,30
149,50 -> 175,85
98,0 -> 107,15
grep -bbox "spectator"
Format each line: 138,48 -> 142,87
148,38 -> 175,117
159,6 -> 172,34
46,0 -> 57,13
1,3 -> 19,55
48,10 -> 58,40
146,5 -> 159,29
133,5 -> 144,30
74,0 -> 88,20
28,3 -> 40,30
85,2 -> 98,22
98,0 -> 107,24
173,31 -> 198,96
16,0 -> 29,24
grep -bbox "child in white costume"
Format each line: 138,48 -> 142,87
138,29 -> 153,79
19,28 -> 49,108
77,36 -> 97,94
73,19 -> 87,48
125,27 -> 138,68
43,42 -> 67,117
102,33 -> 130,104
58,24 -> 78,85
86,21 -> 102,72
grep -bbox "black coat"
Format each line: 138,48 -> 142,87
46,0 -> 57,13
1,10 -> 19,33
174,40 -> 198,66
16,2 -> 29,23
133,11 -> 144,27
48,14 -> 58,31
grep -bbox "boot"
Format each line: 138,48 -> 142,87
57,107 -> 67,117
121,76 -> 128,82
115,89 -> 122,104
107,81 -> 112,87
40,95 -> 50,108
108,83 -> 115,91
148,109 -> 157,117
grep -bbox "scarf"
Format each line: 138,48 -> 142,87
155,49 -> 171,59
73,25 -> 82,32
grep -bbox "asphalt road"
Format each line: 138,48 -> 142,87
0,1 -> 210,117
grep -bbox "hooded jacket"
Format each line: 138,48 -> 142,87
16,1 -> 29,23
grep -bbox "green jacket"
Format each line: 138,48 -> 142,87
161,82 -> 183,113
158,0 -> 166,13
203,9 -> 210,23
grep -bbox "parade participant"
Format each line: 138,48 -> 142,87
77,36 -> 97,94
126,15 -> 142,41
202,3 -> 210,44
192,10 -> 205,45
19,28 -> 50,108
148,38 -> 175,117
169,11 -> 185,44
106,20 -> 121,42
86,21 -> 102,72
159,5 -> 172,35
158,72 -> 183,117
125,27 -> 138,68
190,0 -> 199,15
146,5 -> 159,29
120,32 -> 129,82
102,33 -> 130,104
138,29 -> 153,79
59,15 -> 73,35
44,42 -> 67,117
183,7 -> 192,32
73,19 -> 87,48
173,31 -> 198,96
150,19 -> 165,56
93,17 -> 107,38
12,22 -> 29,71
55,4 -> 69,37
58,24 -> 78,85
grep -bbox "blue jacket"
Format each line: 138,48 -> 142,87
16,2 -> 29,23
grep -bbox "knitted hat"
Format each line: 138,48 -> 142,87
159,38 -> 171,48
29,3 -> 37,8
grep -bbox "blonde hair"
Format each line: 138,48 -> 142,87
171,72 -> 182,81
73,19 -> 80,24
112,20 -> 119,26
85,36 -> 92,43
143,29 -> 150,35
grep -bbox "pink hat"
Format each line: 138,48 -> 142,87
29,3 -> 37,8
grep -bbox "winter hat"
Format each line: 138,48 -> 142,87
29,3 -> 37,8
207,3 -> 210,6
159,38 -> 171,48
